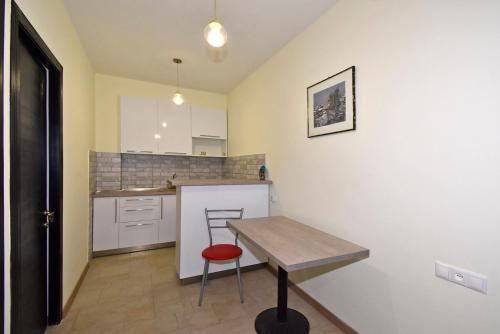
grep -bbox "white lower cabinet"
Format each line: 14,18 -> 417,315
159,195 -> 176,243
93,197 -> 119,251
119,205 -> 161,222
119,221 -> 159,248
93,194 -> 176,253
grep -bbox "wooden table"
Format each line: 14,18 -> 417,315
228,216 -> 369,334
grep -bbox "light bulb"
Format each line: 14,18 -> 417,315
204,20 -> 227,48
162,122 -> 167,128
172,92 -> 184,106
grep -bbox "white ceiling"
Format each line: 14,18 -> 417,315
63,0 -> 337,93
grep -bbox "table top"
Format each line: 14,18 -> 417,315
227,216 -> 369,272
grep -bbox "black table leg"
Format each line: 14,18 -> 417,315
255,266 -> 310,334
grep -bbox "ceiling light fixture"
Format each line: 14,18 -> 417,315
204,0 -> 227,48
172,58 -> 184,106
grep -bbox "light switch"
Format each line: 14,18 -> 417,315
435,261 -> 487,294
435,262 -> 448,279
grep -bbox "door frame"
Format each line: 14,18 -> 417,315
10,2 -> 63,327
0,0 -> 4,332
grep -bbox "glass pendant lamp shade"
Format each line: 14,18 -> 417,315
172,92 -> 184,106
204,20 -> 227,48
204,0 -> 227,48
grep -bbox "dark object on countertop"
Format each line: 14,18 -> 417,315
259,165 -> 266,180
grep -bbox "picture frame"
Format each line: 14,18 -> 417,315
307,66 -> 356,137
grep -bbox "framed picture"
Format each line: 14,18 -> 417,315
307,66 -> 356,137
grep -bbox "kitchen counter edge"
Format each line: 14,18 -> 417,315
93,189 -> 177,198
171,179 -> 272,186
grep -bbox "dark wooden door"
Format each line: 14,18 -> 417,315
11,32 -> 49,334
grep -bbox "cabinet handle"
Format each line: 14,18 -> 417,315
126,150 -> 137,153
125,223 -> 153,228
160,197 -> 163,220
200,134 -> 221,138
114,198 -> 118,223
140,150 -> 153,153
126,198 -> 153,202
125,208 -> 154,212
164,152 -> 187,155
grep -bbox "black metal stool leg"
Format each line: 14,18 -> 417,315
198,260 -> 209,306
236,258 -> 244,303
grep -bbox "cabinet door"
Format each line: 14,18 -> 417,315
120,96 -> 159,154
191,106 -> 227,139
159,195 -> 176,243
158,101 -> 192,155
93,197 -> 119,251
119,221 -> 159,248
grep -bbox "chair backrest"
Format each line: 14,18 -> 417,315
204,208 -> 244,246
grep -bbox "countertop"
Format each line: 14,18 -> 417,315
93,179 -> 272,197
93,187 -> 176,198
171,178 -> 272,186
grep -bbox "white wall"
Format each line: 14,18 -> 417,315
3,0 -> 96,332
228,0 -> 500,333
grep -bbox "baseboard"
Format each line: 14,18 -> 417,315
266,266 -> 358,334
63,262 -> 89,317
180,263 -> 267,285
92,241 -> 175,257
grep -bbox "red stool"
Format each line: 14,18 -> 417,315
198,208 -> 244,306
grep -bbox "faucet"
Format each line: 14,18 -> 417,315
167,173 -> 176,189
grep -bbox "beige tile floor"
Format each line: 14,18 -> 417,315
46,248 -> 342,334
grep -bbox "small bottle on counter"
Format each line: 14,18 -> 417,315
259,165 -> 266,181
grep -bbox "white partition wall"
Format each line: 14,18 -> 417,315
176,184 -> 269,279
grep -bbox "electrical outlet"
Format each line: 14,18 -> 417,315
435,261 -> 487,294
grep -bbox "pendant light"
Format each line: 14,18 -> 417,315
204,0 -> 227,48
172,58 -> 184,106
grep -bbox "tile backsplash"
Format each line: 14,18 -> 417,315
223,154 -> 265,180
95,152 -> 121,190
89,150 -> 97,260
93,152 -> 265,191
122,154 -> 224,189
89,151 -> 97,193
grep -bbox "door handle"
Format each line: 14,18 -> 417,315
114,198 -> 118,223
42,210 -> 54,228
200,134 -> 221,138
125,223 -> 153,228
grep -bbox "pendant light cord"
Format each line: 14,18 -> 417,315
214,0 -> 217,20
176,63 -> 180,91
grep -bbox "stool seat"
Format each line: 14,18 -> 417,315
202,244 -> 242,261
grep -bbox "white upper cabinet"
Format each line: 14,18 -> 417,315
191,106 -> 227,139
120,96 -> 159,154
158,101 -> 192,155
120,97 -> 227,156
